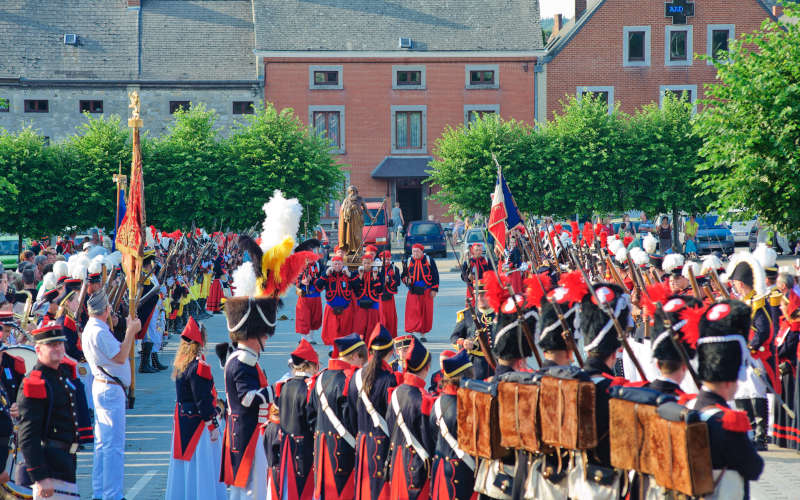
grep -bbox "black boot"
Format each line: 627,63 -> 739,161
152,351 -> 168,371
138,342 -> 156,373
753,397 -> 769,451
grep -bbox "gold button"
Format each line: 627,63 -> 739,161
594,471 -> 603,482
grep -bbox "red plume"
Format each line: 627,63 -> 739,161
583,222 -> 594,247
641,281 -> 672,318
261,251 -> 320,297
599,231 -> 608,249
483,272 -> 511,313
570,221 -> 579,243
623,235 -> 633,247
558,270 -> 589,305
539,230 -> 545,241
554,223 -> 563,234
525,272 -> 552,308
679,305 -> 706,349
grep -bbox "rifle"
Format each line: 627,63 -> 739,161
568,247 -> 648,381
446,232 -> 497,370
686,265 -> 704,301
707,267 -> 731,300
482,232 -> 543,368
658,318 -> 702,389
74,278 -> 90,321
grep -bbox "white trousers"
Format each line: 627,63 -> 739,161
32,478 -> 79,499
91,382 -> 126,500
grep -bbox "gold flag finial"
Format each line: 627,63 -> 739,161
128,90 -> 143,128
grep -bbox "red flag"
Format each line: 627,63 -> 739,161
488,172 -> 507,254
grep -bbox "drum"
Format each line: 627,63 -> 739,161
1,346 -> 36,374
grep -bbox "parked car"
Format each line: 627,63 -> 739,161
748,224 -> 793,254
404,221 -> 447,258
0,235 -> 20,269
723,212 -> 758,244
461,227 -> 487,258
691,215 -> 735,256
363,201 -> 391,254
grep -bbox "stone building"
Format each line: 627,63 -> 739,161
252,0 -> 545,224
0,0 -> 260,142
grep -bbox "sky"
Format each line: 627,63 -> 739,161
540,0 -> 575,19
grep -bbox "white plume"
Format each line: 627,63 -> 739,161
232,262 -> 258,297
662,253 -> 685,274
681,260 -> 702,279
608,238 -> 623,254
36,272 -> 56,301
643,233 -> 658,254
68,253 -> 90,280
559,231 -> 572,248
107,251 -> 123,268
259,189 -> 303,251
88,255 -> 105,275
701,254 -> 723,275
753,243 -> 777,270
146,229 -> 155,249
613,246 -> 628,264
725,251 -> 767,296
630,247 -> 649,267
52,261 -> 69,281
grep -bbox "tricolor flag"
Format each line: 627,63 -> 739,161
487,165 -> 525,253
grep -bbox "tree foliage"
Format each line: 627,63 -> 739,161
428,95 -> 704,219
0,102 -> 344,239
694,3 -> 800,234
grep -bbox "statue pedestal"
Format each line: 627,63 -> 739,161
344,252 -> 362,271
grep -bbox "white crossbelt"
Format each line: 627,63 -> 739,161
391,391 -> 430,461
434,398 -> 475,471
354,369 -> 390,436
316,374 -> 356,448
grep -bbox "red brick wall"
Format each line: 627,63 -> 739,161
264,59 -> 537,221
545,0 -> 774,118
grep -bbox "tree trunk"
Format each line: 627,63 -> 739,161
672,206 -> 680,254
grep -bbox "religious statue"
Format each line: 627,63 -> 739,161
338,185 -> 371,256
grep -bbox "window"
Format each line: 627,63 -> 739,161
707,24 -> 734,64
0,99 -> 8,112
309,65 -> 343,90
623,26 -> 651,67
392,65 -> 426,89
665,26 -> 693,66
309,105 -> 345,154
232,101 -> 254,115
465,64 -> 499,89
576,86 -> 614,114
79,100 -> 103,113
464,105 -> 500,125
391,105 -> 427,154
169,101 -> 190,114
659,85 -> 698,113
24,99 -> 48,113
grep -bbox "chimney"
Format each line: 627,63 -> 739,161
773,5 -> 783,18
575,0 -> 587,19
126,0 -> 140,8
553,14 -> 563,36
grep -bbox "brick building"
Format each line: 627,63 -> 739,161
253,0 -> 545,224
0,0 -> 260,142
541,0 -> 779,119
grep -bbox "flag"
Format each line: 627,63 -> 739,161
112,187 -> 126,251
487,165 -> 524,253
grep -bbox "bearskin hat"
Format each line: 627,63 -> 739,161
537,287 -> 577,352
724,251 -> 766,295
697,300 -> 751,382
651,295 -> 702,361
295,238 -> 322,253
492,296 -> 537,361
224,296 -> 279,342
579,282 -> 630,356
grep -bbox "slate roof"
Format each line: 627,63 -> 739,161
372,156 -> 433,179
0,0 -> 256,81
252,0 -> 543,52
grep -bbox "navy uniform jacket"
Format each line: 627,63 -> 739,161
0,351 -> 26,406
449,309 -> 495,380
695,390 -> 764,481
348,360 -> 398,500
56,315 -> 83,362
385,372 -> 436,500
17,361 -> 80,484
136,276 -> 160,338
402,255 -> 440,292
381,264 -> 401,301
173,357 -> 218,460
308,359 -> 358,499
276,374 -> 316,499
351,272 -> 384,309
315,271 -> 355,308
460,256 -> 491,284
430,385 -> 474,500
646,378 -> 685,398
220,346 -> 274,488
746,293 -> 779,391
298,262 -> 322,298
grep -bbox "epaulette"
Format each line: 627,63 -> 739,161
624,380 -> 649,388
60,357 -> 78,379
456,308 -> 467,323
232,348 -> 258,367
64,315 -> 77,331
23,371 -> 47,399
769,290 -> 784,307
749,295 -> 766,311
421,394 -> 436,416
9,354 -> 26,376
386,386 -> 396,405
196,360 -> 213,380
716,404 -> 752,433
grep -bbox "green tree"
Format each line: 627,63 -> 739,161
61,114 -> 131,232
224,103 -> 345,230
0,128 -> 69,239
694,3 -> 800,234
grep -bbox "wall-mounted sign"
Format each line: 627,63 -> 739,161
665,0 -> 695,24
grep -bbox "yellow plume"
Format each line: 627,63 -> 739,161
255,236 -> 295,296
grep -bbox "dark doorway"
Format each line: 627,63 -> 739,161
397,184 -> 422,231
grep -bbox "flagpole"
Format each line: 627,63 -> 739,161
113,161 -> 121,252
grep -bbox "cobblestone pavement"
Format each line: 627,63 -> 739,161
72,258 -> 798,498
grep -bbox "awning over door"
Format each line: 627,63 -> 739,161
371,156 -> 433,179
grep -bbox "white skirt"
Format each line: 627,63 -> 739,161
228,435 -> 267,500
165,423 -> 227,500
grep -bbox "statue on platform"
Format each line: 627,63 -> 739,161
338,185 -> 370,256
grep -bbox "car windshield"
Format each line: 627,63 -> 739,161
697,215 -> 727,229
365,208 -> 385,226
0,241 -> 18,254
466,230 -> 483,243
410,223 -> 440,236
